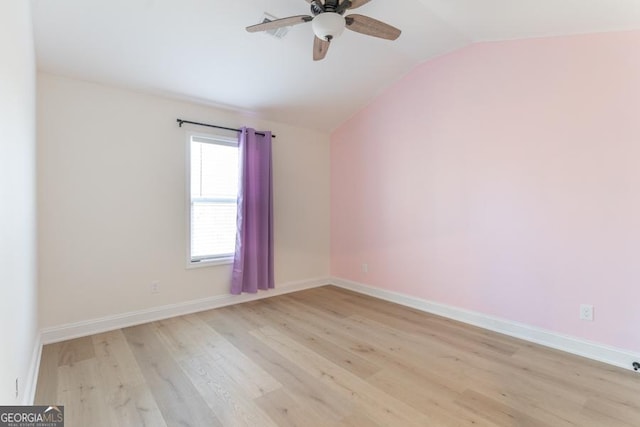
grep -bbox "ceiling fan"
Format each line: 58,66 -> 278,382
246,0 -> 401,61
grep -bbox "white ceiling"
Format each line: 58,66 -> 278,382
31,0 -> 640,132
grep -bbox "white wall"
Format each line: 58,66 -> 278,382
37,73 -> 330,329
0,0 -> 38,404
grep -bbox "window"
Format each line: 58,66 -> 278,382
187,132 -> 239,266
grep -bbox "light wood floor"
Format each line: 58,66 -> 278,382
35,285 -> 640,426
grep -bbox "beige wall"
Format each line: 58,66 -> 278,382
37,73 -> 330,329
0,0 -> 38,404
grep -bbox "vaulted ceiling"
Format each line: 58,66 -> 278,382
31,0 -> 640,131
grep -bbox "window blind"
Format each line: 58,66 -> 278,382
190,136 -> 239,261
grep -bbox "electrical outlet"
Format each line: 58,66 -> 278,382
151,280 -> 160,294
15,378 -> 18,398
362,263 -> 368,274
580,304 -> 594,321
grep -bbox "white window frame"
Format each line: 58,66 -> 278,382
185,130 -> 239,269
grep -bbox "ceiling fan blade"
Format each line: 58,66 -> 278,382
313,36 -> 330,61
345,14 -> 401,40
348,0 -> 372,9
246,15 -> 313,33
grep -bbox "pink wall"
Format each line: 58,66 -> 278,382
331,31 -> 640,353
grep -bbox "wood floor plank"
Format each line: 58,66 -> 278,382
454,389 -> 554,427
91,330 -> 168,427
57,358 -> 120,427
260,295 -> 531,399
582,397 -> 640,426
455,368 -> 591,426
510,343 -> 640,405
237,298 -> 383,380
309,287 -> 522,356
178,354 -> 278,427
366,367 -> 497,427
153,313 -> 281,398
36,286 -> 640,427
280,298 -> 590,425
343,313 -> 593,408
251,325 -> 437,427
338,413 -> 384,427
266,298 -> 473,393
304,287 -> 521,358
34,342 -> 62,405
343,311 -> 599,425
200,307 -> 354,422
122,323 -> 223,427
255,389 -> 333,427
57,336 -> 96,367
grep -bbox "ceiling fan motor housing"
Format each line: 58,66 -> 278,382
312,12 -> 346,41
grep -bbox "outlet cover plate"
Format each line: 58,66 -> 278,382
580,304 -> 594,321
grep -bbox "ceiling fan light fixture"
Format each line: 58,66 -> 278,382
312,12 -> 345,41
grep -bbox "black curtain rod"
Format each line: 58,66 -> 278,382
176,119 -> 275,138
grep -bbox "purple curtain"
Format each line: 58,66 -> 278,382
231,127 -> 274,295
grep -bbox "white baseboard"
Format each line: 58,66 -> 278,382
23,334 -> 42,405
330,277 -> 640,371
34,273 -> 639,397
40,277 -> 329,345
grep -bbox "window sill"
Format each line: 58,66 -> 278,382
186,257 -> 233,269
